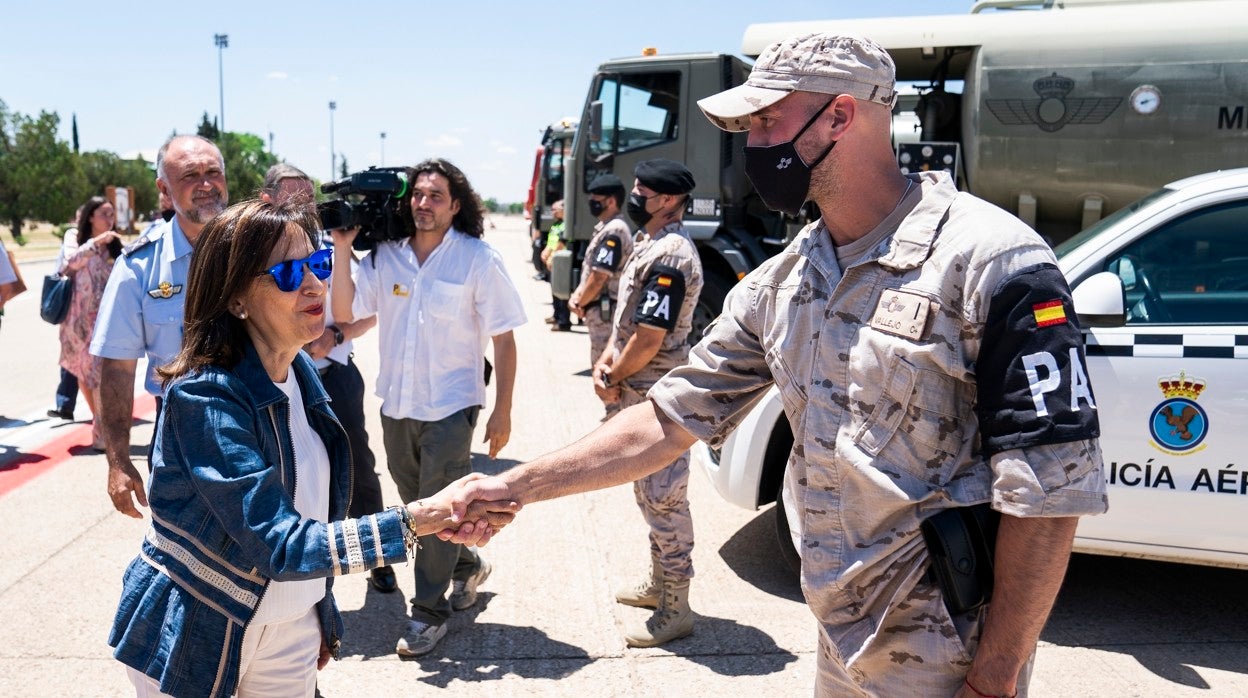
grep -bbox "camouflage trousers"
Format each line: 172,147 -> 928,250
813,577 -> 1032,697
620,386 -> 693,581
587,309 -> 620,419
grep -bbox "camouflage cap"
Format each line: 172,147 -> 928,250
698,32 -> 897,132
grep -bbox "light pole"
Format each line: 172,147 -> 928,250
380,132 -> 386,166
329,101 -> 337,179
213,33 -> 228,134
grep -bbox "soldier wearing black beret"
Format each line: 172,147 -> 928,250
570,174 -> 635,416
591,158 -> 704,647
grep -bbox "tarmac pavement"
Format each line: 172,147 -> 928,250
1,214 -> 1246,696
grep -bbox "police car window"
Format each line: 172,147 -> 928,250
1104,200 -> 1248,325
591,73 -> 679,159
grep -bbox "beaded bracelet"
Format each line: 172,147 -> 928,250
391,505 -> 421,554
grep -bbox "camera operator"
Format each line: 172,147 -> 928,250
330,158 -> 526,657
259,164 -> 397,594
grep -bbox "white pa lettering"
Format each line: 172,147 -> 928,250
1020,348 -> 1097,417
641,291 -> 671,321
596,248 -> 615,266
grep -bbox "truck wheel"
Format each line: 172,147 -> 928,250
690,268 -> 737,344
773,483 -> 803,576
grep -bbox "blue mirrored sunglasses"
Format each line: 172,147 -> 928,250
257,248 -> 333,292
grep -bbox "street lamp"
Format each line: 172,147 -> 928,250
329,101 -> 337,179
213,33 -> 228,134
380,132 -> 386,166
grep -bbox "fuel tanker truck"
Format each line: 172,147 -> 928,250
551,0 -> 1248,338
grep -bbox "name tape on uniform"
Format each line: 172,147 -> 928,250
869,290 -> 930,340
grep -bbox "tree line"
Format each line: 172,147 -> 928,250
0,100 -> 279,245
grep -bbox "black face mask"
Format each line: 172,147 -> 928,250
588,199 -> 606,217
626,192 -> 653,228
743,99 -> 836,216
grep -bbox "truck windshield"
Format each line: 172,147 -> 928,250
588,71 -> 681,163
1054,188 -> 1173,260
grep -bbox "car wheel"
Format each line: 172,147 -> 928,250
689,267 -> 737,345
773,482 -> 802,576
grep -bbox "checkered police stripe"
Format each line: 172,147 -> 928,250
1084,332 -> 1248,359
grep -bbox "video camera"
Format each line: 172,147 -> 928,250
318,167 -> 412,250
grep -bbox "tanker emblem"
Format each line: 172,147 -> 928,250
1149,370 -> 1209,455
986,73 -> 1122,132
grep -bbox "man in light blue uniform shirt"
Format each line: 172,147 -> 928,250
91,134 -> 227,518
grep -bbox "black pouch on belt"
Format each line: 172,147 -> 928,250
599,295 -> 613,321
920,503 -> 1001,616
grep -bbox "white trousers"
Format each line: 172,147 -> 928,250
127,606 -> 320,697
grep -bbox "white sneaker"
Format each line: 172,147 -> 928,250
449,558 -> 492,611
395,619 -> 447,657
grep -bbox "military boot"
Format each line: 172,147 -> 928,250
623,578 -> 693,648
614,558 -> 661,609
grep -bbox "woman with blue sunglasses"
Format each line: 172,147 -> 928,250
110,199 -> 519,698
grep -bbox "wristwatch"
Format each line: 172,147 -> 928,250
329,325 -> 345,346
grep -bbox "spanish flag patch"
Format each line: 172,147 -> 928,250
1032,299 -> 1067,328
656,275 -> 672,287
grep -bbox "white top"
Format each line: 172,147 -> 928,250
316,241 -> 355,369
56,228 -> 78,274
352,229 -> 526,421
250,373 -> 331,626
0,240 -> 14,285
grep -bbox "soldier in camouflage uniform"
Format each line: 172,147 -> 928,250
568,174 -> 633,418
449,33 -> 1106,697
595,159 -> 703,647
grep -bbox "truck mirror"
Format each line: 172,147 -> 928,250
589,101 -> 603,143
1072,271 -> 1126,328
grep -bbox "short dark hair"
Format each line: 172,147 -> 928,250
406,158 -> 485,238
262,163 -> 311,195
158,199 -> 320,384
77,196 -> 122,259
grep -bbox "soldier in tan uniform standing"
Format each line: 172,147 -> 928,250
595,159 -> 702,647
568,174 -> 633,418
451,33 -> 1106,697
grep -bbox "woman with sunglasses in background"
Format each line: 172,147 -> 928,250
110,200 -> 519,698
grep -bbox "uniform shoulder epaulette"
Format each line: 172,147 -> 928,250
122,234 -> 156,256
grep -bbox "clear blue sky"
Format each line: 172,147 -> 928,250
3,1 -> 969,202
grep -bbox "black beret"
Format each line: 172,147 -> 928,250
587,174 -> 625,195
634,159 -> 695,195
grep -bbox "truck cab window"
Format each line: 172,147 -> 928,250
1105,199 -> 1248,325
589,72 -> 680,163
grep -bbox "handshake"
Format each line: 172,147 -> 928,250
406,472 -> 521,547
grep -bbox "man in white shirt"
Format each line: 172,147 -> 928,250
330,158 -> 526,657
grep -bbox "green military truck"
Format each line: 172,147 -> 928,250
552,0 -> 1248,335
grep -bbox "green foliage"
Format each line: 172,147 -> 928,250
339,156 -> 349,179
197,112 -> 220,140
214,131 -> 278,204
0,103 -> 86,244
508,202 -> 524,214
484,197 -> 500,213
80,150 -> 158,214
0,99 -> 286,238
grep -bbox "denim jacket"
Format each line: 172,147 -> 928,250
109,341 -> 408,698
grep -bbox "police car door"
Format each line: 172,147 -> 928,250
1064,186 -> 1248,568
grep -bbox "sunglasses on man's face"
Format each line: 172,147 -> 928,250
257,248 -> 333,292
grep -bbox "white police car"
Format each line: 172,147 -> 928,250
698,168 -> 1248,572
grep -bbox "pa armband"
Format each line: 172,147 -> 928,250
633,264 -> 686,331
976,263 -> 1100,454
592,234 -> 624,272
